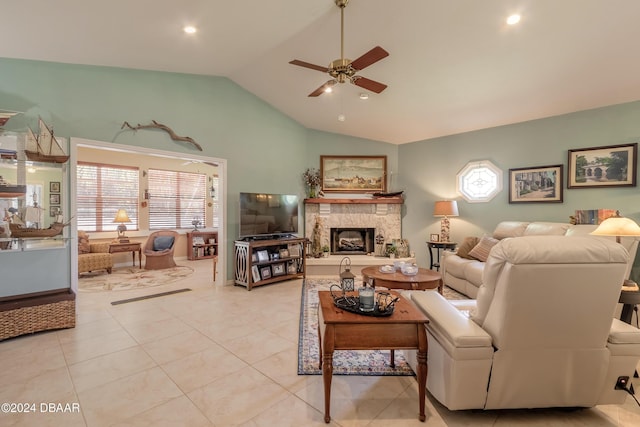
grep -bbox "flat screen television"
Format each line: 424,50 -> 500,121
239,192 -> 299,239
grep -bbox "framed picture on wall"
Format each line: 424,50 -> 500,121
567,143 -> 637,188
320,155 -> 387,193
508,164 -> 563,203
49,182 -> 60,193
49,193 -> 60,205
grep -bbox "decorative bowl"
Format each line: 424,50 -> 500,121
401,265 -> 419,276
379,265 -> 395,274
393,260 -> 406,271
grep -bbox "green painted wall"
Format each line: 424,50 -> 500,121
0,57 -> 383,284
399,101 -> 640,276
2,57 -> 640,287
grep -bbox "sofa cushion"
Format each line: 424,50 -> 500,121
492,221 -> 529,239
463,261 -> 485,287
468,235 -> 499,262
153,235 -> 175,251
78,230 -> 91,254
524,222 -> 570,236
457,236 -> 480,259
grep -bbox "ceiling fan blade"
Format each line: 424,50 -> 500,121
350,46 -> 389,71
309,80 -> 337,97
352,76 -> 387,94
289,60 -> 329,73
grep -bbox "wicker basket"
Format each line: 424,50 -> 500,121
0,289 -> 76,341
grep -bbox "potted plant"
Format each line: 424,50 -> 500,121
321,245 -> 330,257
387,245 -> 398,259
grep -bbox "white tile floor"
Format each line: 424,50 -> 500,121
1,259 -> 640,426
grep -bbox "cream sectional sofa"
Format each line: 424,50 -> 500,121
442,221 -> 639,298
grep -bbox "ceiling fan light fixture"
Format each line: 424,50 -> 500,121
289,0 -> 388,97
359,93 -> 369,100
325,87 -> 333,93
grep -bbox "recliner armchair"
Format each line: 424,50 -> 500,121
405,235 -> 640,410
143,230 -> 178,270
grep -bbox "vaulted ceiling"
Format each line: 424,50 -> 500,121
3,0 -> 640,144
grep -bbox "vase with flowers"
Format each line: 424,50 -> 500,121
302,168 -> 321,198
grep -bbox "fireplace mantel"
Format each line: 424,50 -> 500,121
304,197 -> 403,205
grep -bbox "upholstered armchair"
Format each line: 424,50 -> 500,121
143,230 -> 178,270
405,235 -> 640,410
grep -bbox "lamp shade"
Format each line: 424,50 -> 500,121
433,200 -> 459,217
113,209 -> 131,224
590,216 -> 640,237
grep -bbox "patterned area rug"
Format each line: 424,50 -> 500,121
78,266 -> 194,292
298,278 -> 468,376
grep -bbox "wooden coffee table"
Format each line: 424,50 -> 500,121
361,265 -> 443,293
317,290 -> 429,423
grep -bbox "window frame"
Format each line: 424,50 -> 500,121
456,160 -> 503,203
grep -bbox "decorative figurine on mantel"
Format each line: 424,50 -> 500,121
311,215 -> 323,257
375,233 -> 385,257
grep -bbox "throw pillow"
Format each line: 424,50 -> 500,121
456,236 -> 480,259
153,235 -> 175,251
78,230 -> 91,254
468,235 -> 499,262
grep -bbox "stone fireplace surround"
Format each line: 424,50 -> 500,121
304,196 -> 412,276
304,197 -> 403,255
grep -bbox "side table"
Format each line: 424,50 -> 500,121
619,288 -> 640,325
619,287 -> 640,378
427,241 -> 457,271
109,242 -> 142,268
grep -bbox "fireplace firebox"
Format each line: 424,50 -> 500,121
330,228 -> 375,255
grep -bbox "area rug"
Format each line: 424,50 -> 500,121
298,278 -> 466,376
78,266 -> 194,292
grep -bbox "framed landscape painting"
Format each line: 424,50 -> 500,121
320,155 -> 386,193
567,143 -> 637,188
509,164 -> 563,203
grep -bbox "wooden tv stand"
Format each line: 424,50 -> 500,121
234,237 -> 307,290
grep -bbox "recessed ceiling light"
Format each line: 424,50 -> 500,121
337,114 -> 346,122
359,93 -> 369,100
183,25 -> 197,34
506,14 -> 521,25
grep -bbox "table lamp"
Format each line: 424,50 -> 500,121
113,209 -> 131,242
590,211 -> 640,244
433,200 -> 459,242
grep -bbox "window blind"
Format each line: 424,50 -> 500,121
77,162 -> 139,232
148,169 -> 206,229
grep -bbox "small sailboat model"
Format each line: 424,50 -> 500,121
25,119 -> 69,164
9,221 -> 69,238
9,215 -> 71,238
0,175 -> 26,198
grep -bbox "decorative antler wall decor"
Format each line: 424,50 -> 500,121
121,120 -> 202,151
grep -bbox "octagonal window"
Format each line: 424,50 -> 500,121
456,160 -> 503,203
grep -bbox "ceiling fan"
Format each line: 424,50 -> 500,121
289,0 -> 389,97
